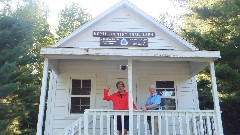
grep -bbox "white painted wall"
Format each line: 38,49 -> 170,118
44,59 -> 199,134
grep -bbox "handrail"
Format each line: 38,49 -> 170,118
60,116 -> 83,135
61,109 -> 218,135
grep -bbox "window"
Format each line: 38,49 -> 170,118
156,81 -> 176,110
70,79 -> 91,113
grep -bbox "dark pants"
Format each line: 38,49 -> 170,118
147,109 -> 159,134
116,116 -> 129,131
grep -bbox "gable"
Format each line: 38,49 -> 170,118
52,1 -> 198,51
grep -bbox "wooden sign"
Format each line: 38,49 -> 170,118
93,31 -> 155,47
100,37 -> 148,47
93,31 -> 155,37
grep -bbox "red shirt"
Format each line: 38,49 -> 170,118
103,89 -> 136,110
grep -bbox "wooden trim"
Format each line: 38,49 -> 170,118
209,62 -> 224,135
36,58 -> 49,135
50,72 -> 57,135
41,48 -> 220,59
128,59 -> 133,135
189,62 -> 209,77
44,71 -> 53,135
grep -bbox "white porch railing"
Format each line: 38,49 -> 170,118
61,109 -> 219,135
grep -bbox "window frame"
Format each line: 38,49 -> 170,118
151,75 -> 177,110
155,80 -> 176,110
67,74 -> 96,116
70,79 -> 91,113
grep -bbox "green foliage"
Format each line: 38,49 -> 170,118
0,0 -> 54,134
215,63 -> 240,93
221,92 -> 240,134
56,2 -> 92,39
196,73 -> 214,110
179,0 -> 240,133
181,0 -> 240,93
0,0 -> 91,134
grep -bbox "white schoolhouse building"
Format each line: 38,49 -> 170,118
37,1 -> 223,135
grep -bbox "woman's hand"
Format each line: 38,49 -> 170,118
105,85 -> 111,90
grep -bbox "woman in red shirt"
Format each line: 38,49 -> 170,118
103,81 -> 136,135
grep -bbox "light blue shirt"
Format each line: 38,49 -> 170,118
145,93 -> 161,110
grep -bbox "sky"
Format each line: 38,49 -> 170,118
43,0 -> 183,29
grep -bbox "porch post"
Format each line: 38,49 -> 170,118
128,58 -> 133,135
209,61 -> 223,135
36,58 -> 49,135
44,71 -> 54,135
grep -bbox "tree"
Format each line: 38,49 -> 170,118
159,0 -> 188,31
0,0 -> 92,134
56,2 -> 92,39
0,0 -> 54,134
179,0 -> 240,134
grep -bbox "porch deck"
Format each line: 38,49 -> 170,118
61,109 -> 219,135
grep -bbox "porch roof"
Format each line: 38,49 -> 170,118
41,47 -> 220,62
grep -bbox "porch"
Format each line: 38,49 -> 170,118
37,47 -> 223,135
61,109 -> 219,135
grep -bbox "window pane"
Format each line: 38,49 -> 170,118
81,80 -> 91,95
162,106 -> 176,110
72,79 -> 91,95
157,90 -> 175,96
166,88 -> 175,96
72,79 -> 81,95
71,97 -> 80,113
165,81 -> 174,88
161,98 -> 176,110
156,81 -> 165,88
80,97 -> 90,105
71,97 -> 90,113
156,81 -> 174,88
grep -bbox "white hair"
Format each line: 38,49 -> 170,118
149,85 -> 156,89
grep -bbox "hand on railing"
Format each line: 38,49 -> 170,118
141,106 -> 147,111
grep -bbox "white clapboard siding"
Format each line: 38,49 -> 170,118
137,77 -> 150,109
177,77 -> 198,110
192,76 -> 199,108
95,73 -> 109,109
59,8 -> 186,50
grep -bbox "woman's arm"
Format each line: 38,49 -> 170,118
103,85 -> 112,101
